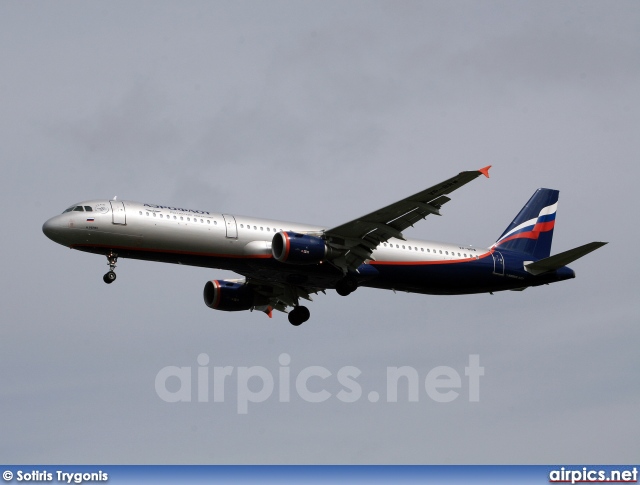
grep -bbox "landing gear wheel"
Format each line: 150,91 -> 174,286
336,276 -> 358,296
103,271 -> 116,284
288,306 -> 310,326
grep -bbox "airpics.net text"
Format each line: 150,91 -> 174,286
155,353 -> 484,414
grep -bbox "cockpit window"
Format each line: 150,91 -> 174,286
62,205 -> 92,213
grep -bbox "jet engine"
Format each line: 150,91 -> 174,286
203,280 -> 267,312
272,231 -> 335,264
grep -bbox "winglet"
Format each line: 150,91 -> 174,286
264,306 -> 273,318
478,165 -> 492,178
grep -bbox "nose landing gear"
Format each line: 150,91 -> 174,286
103,252 -> 118,284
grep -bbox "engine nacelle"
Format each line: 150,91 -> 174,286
203,280 -> 266,312
272,231 -> 329,264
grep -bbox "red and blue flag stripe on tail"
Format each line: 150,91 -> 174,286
492,188 -> 559,260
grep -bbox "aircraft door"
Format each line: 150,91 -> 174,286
222,214 -> 238,238
110,200 -> 126,225
492,250 -> 505,275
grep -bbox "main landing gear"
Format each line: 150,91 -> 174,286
103,252 -> 118,284
288,306 -> 310,326
335,275 -> 358,296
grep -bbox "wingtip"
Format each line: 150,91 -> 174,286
478,165 -> 492,178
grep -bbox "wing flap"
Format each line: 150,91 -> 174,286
244,277 -> 323,313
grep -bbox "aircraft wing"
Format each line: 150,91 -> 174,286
324,166 -> 492,271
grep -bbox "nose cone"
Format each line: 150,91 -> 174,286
42,216 -> 62,243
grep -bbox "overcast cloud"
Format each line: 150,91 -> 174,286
1,1 -> 638,464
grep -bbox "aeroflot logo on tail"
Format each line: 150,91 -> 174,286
494,202 -> 557,245
144,204 -> 211,215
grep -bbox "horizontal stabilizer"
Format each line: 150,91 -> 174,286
524,242 -> 608,275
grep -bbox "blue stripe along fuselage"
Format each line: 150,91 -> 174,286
72,244 -> 574,295
366,250 -> 574,294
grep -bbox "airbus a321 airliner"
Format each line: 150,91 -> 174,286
42,166 -> 606,325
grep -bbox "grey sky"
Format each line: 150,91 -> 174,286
1,1 -> 638,464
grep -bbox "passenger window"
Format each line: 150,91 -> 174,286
439,250 -> 442,254
146,212 -> 149,216
139,211 -> 142,215
153,213 -> 156,217
408,246 -> 411,250
73,206 -> 84,212
240,224 -> 244,228
84,206 -> 93,212
267,227 -> 271,232
207,220 -> 210,224
180,217 -> 183,221
421,248 -> 424,252
160,214 -> 163,218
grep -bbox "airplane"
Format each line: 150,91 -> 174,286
42,166 -> 607,326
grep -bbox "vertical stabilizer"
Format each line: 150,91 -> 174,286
493,188 -> 559,260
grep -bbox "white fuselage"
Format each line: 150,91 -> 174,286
42,199 -> 488,268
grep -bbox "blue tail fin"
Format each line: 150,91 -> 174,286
493,188 -> 559,260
